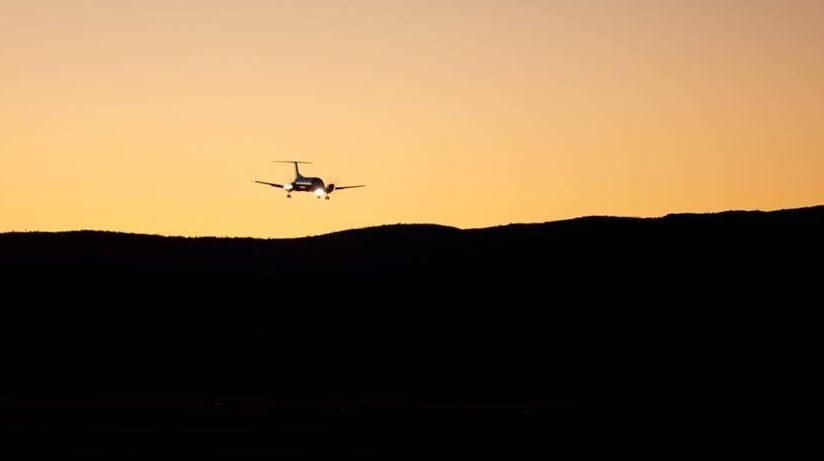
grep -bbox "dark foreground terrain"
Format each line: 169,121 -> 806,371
1,397 -> 724,458
1,205 -> 820,457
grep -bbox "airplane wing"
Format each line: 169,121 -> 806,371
334,185 -> 366,190
254,180 -> 284,188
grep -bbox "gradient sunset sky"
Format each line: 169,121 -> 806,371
3,0 -> 822,238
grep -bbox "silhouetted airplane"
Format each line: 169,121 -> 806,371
254,161 -> 366,200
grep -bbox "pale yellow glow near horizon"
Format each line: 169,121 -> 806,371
2,0 -> 822,238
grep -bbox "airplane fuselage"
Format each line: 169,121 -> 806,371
287,176 -> 325,192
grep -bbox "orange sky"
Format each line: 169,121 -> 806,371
2,0 -> 822,238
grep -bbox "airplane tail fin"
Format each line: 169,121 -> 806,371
274,160 -> 312,178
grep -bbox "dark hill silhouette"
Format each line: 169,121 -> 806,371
1,205 -> 819,457
3,205 -> 822,277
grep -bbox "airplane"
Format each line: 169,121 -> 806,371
254,160 -> 366,200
